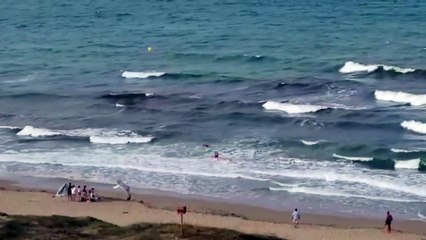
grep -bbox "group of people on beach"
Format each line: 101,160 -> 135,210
66,182 -> 100,202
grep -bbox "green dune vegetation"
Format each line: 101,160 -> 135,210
0,213 -> 283,240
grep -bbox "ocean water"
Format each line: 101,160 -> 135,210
1,0 -> 426,220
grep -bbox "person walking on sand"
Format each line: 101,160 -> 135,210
292,208 -> 301,228
383,211 -> 393,233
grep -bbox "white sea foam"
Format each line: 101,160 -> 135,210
14,125 -> 153,144
394,158 -> 421,170
375,90 -> 426,106
339,61 -> 416,74
417,213 -> 426,222
17,126 -> 61,137
262,101 -> 328,114
89,136 -> 154,144
332,153 -> 373,161
121,71 -> 165,79
271,187 -> 419,203
252,169 -> 426,198
0,126 -> 21,130
401,120 -> 426,134
300,140 -> 324,146
391,148 -> 419,153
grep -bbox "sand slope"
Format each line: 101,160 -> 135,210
0,190 -> 424,240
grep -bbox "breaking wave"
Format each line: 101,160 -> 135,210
17,126 -> 61,137
121,71 -> 165,79
115,103 -> 126,108
300,140 -> 324,146
332,153 -> 373,161
333,153 -> 425,170
262,101 -> 329,114
254,169 -> 426,197
0,126 -> 21,130
391,148 -> 419,153
270,187 -> 420,203
375,90 -> 426,106
401,120 -> 426,134
339,61 -> 416,74
11,126 -> 154,144
89,135 -> 153,144
394,158 -> 421,170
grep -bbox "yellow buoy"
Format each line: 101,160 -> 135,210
147,47 -> 153,52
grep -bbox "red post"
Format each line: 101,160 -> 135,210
180,213 -> 184,237
177,206 -> 187,238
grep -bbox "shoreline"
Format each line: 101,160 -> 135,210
0,175 -> 425,239
0,174 -> 406,220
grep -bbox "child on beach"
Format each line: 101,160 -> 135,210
292,208 -> 301,228
90,188 -> 98,202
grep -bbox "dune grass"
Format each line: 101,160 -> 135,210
0,213 -> 284,240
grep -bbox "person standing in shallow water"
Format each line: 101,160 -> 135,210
384,211 -> 393,233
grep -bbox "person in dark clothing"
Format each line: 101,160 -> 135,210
384,211 -> 393,233
67,182 -> 72,201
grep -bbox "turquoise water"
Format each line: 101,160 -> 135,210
0,0 -> 425,220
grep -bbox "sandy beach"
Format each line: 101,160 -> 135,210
0,178 -> 424,240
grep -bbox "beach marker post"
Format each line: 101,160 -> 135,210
177,206 -> 187,237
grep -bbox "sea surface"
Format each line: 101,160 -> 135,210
0,0 -> 425,220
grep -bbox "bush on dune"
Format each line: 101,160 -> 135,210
0,214 -> 284,240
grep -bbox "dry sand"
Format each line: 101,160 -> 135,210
0,180 -> 425,240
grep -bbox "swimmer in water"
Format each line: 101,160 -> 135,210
213,151 -> 219,159
202,144 -> 210,148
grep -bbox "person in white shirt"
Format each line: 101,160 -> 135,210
292,208 -> 301,228
70,185 -> 76,201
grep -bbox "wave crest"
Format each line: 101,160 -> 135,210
334,153 -> 424,170
300,140 -> 324,146
391,148 -> 419,153
121,71 -> 165,79
332,153 -> 373,161
339,61 -> 416,74
375,90 -> 426,106
394,158 -> 421,170
17,126 -> 61,137
89,135 -> 154,144
262,101 -> 328,114
401,120 -> 426,134
14,126 -> 153,144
